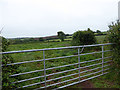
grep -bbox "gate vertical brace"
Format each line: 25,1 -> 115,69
43,50 -> 47,88
102,45 -> 104,75
78,48 -> 80,82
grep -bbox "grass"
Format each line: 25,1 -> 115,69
6,35 -> 119,89
96,35 -> 106,44
91,74 -> 120,88
8,41 -> 71,51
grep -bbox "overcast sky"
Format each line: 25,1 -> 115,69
0,0 -> 119,38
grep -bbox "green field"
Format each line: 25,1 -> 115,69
7,35 -> 120,89
96,35 -> 107,44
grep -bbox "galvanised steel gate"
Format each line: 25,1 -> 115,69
2,43 -> 113,89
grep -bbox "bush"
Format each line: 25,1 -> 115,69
71,30 -> 96,45
107,20 -> 120,83
1,37 -> 19,89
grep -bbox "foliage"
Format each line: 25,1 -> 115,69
29,38 -> 34,42
107,20 -> 120,83
57,31 -> 66,41
39,38 -> 44,41
87,28 -> 94,34
96,30 -> 101,33
2,37 -> 19,89
65,34 -> 70,36
71,30 -> 96,46
92,74 -> 120,88
96,30 -> 103,36
9,38 -> 38,44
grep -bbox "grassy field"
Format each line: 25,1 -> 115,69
96,35 -> 107,44
6,35 -> 119,89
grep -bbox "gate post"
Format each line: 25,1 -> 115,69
78,48 -> 80,82
43,50 -> 47,88
102,45 -> 104,75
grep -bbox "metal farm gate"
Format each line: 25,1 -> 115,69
2,43 -> 113,89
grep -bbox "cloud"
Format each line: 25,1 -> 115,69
1,0 -> 119,38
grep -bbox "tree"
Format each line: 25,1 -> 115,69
71,30 -> 96,45
96,30 -> 103,35
87,28 -> 94,34
96,30 -> 101,33
57,31 -> 66,41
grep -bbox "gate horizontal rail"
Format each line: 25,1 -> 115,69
2,43 -> 113,89
1,43 -> 112,54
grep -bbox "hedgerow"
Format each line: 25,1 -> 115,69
2,37 -> 19,89
107,20 -> 120,83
